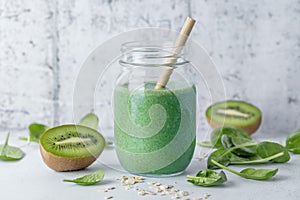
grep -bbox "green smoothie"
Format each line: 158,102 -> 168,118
114,82 -> 196,176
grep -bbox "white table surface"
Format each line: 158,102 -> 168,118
1,133 -> 299,200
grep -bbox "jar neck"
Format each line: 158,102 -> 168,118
119,41 -> 188,68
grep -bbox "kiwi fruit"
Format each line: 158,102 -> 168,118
40,124 -> 105,171
206,100 -> 262,135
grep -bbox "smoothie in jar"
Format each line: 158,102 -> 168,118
114,82 -> 196,176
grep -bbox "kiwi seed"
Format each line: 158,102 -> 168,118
40,124 -> 105,171
206,100 -> 262,135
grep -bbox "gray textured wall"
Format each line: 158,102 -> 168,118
0,0 -> 299,136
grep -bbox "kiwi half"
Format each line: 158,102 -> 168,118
40,124 -> 105,171
206,100 -> 262,135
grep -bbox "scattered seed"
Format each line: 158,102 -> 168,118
104,196 -> 113,200
171,193 -> 181,199
203,193 -> 211,199
155,188 -> 163,193
118,176 -> 144,186
117,175 -> 210,200
138,189 -> 156,196
180,190 -> 189,196
202,152 -> 209,158
138,190 -> 146,196
155,182 -> 161,186
170,188 -> 179,193
192,198 -> 203,200
160,184 -> 173,190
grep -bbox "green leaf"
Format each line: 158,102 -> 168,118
196,141 -> 214,148
210,159 -> 278,181
79,113 -> 99,130
208,141 -> 286,167
256,141 -> 290,163
229,152 -> 285,165
226,135 -> 257,157
229,153 -> 260,163
207,139 -> 258,169
63,170 -> 104,186
286,129 -> 300,154
221,134 -> 234,149
29,123 -> 49,142
211,127 -> 250,148
0,132 -> 24,161
19,123 -> 49,143
238,168 -> 278,180
207,149 -> 231,169
187,170 -> 227,187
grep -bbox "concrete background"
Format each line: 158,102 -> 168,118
0,0 -> 299,137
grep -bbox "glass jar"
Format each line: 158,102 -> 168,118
114,41 -> 196,177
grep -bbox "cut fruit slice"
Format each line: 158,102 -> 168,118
206,100 -> 262,135
40,124 -> 105,171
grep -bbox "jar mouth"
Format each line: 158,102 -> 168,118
120,41 -> 189,67
121,41 -> 182,51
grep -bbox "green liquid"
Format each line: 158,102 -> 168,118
114,82 -> 196,175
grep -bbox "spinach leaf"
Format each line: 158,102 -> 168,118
221,135 -> 257,157
63,170 -> 104,186
286,129 -> 300,154
0,132 -> 24,161
79,113 -> 99,130
19,123 -> 49,142
197,141 -> 214,148
211,127 -> 250,148
207,149 -> 232,169
238,168 -> 278,180
208,141 -> 285,167
221,134 -> 234,149
256,142 -> 290,163
229,153 -> 260,164
210,159 -> 278,181
187,170 -> 227,187
229,152 -> 285,165
207,140 -> 258,169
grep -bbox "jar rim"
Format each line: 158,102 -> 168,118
120,40 -> 188,67
121,40 -> 184,51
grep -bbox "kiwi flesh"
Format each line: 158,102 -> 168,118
40,124 -> 105,171
206,100 -> 262,135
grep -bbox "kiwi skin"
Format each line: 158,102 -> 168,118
207,116 -> 261,135
40,145 -> 101,171
206,100 -> 262,135
39,125 -> 105,172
